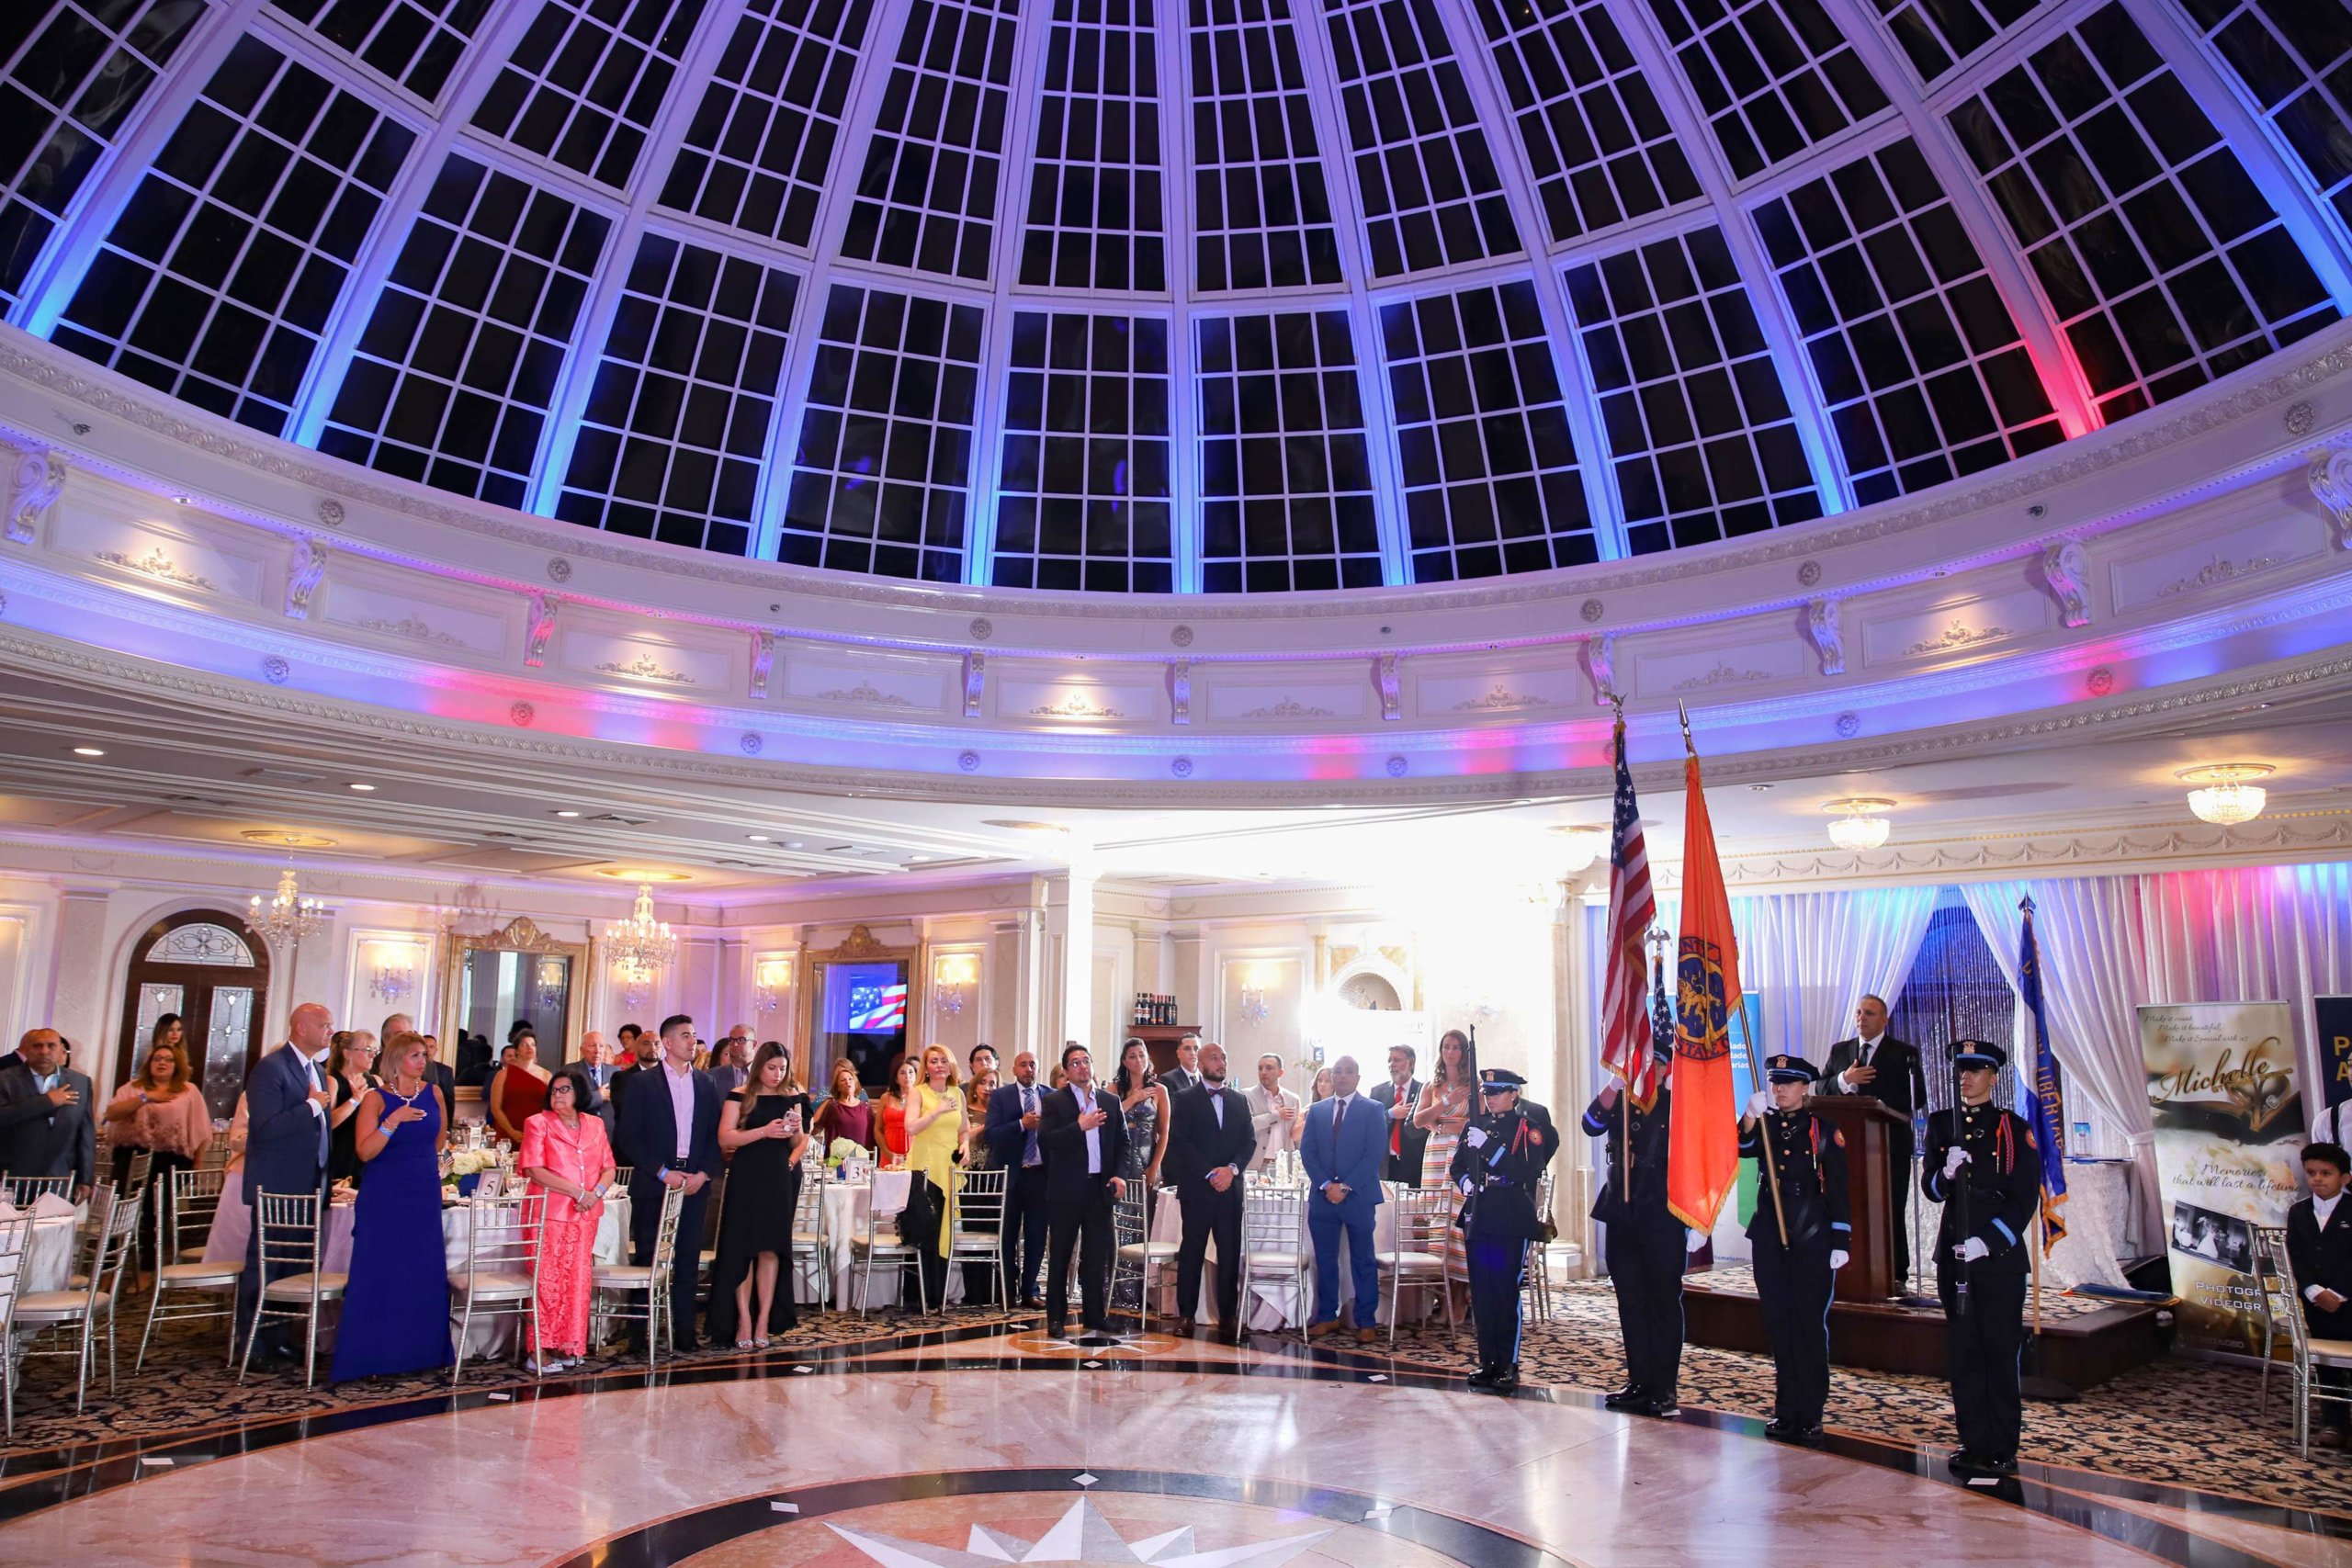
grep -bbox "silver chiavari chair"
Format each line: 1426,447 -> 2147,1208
592,1181 -> 686,1368
1238,1184 -> 1313,1343
17,1189 -> 142,1409
947,1168 -> 1008,1308
851,1169 -> 926,1316
236,1190 -> 347,1387
137,1167 -> 243,1370
1374,1186 -> 1460,1346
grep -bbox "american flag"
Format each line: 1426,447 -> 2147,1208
849,982 -> 907,1032
1601,713 -> 1661,1108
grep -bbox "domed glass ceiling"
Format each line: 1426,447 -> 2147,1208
3,0 -> 2348,592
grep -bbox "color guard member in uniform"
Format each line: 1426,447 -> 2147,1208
1582,1041 -> 1686,1416
1450,1067 -> 1557,1393
1921,1040 -> 2041,1479
1738,1054 -> 1849,1443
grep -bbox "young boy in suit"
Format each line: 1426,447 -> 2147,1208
2290,1141 -> 2352,1448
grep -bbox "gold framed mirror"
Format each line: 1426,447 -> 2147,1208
439,916 -> 589,1087
797,924 -> 928,1096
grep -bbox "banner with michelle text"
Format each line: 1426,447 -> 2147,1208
2140,1002 -> 2307,1359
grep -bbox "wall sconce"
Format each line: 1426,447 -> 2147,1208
535,956 -> 567,1013
1238,969 -> 1272,1027
368,948 -> 415,1003
933,953 -> 978,1017
755,957 -> 793,1014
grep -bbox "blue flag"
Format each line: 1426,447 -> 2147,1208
2018,897 -> 2067,1253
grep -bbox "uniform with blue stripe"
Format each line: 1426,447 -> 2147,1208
1921,1039 -> 2041,1478
1738,1054 -> 1849,1443
1450,1068 -> 1558,1393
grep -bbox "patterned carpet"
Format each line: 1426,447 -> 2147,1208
1376,1277 -> 2352,1517
0,1304 -> 1024,1459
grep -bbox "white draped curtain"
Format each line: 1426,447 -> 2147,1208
1960,878 -> 2159,1243
2139,864 -> 2352,1054
1732,886 -> 1940,1064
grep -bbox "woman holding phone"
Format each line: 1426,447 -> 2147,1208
707,1042 -> 811,1347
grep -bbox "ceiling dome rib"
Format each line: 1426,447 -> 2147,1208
5,0 -> 2352,602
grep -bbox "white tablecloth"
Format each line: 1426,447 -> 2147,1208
818,1172 -> 965,1309
201,1173 -> 356,1271
1145,1181 -> 1429,1330
1908,1156 -> 2133,1292
7,1209 -> 94,1370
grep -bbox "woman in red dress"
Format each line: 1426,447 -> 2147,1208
489,1031 -> 550,1144
878,1056 -> 919,1166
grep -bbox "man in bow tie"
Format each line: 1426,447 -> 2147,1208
1168,1043 -> 1260,1337
236,1002 -> 335,1360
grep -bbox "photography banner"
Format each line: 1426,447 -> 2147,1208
2140,1001 -> 2307,1358
2317,996 -> 2352,1119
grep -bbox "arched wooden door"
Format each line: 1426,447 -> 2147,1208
116,911 -> 271,1121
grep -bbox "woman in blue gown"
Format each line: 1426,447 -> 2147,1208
332,1031 -> 453,1382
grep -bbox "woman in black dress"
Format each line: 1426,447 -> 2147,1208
708,1042 -> 811,1347
326,1030 -> 381,1187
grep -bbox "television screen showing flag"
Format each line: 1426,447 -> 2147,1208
848,981 -> 907,1032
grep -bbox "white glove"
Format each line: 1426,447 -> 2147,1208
1942,1145 -> 1971,1179
1829,1249 -> 1849,1271
1685,1227 -> 1708,1254
1954,1236 -> 1989,1263
1746,1089 -> 1772,1118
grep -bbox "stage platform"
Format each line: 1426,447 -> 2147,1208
1680,1262 -> 2169,1391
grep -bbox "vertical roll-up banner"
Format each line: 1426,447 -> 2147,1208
2316,997 -> 2352,1126
2140,1002 -> 2307,1359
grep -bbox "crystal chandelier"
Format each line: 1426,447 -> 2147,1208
605,883 -> 675,998
2181,763 -> 2274,826
248,841 -> 330,947
1825,797 -> 1894,852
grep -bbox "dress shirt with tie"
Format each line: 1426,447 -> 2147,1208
663,1062 -> 695,1168
2311,1191 -> 2346,1302
1838,1035 -> 1884,1093
1076,1083 -> 1101,1172
1020,1082 -> 1042,1167
301,1050 -> 328,1120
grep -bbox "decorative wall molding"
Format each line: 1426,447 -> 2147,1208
2160,553 -> 2278,597
815,681 -> 915,708
2040,539 -> 2091,628
8,447 -> 62,544
1375,654 -> 1401,722
284,536 -> 326,621
1904,617 -> 2009,658
1168,661 -> 1191,725
749,630 -> 775,699
356,615 -> 462,646
1028,694 -> 1125,720
1583,635 -> 1616,705
1805,597 -> 1843,676
1669,661 -> 1771,693
962,652 -> 985,719
524,592 -> 560,668
596,651 -> 692,684
95,544 -> 212,591
2311,446 -> 2352,550
1453,682 -> 1548,712
1239,696 -> 1334,718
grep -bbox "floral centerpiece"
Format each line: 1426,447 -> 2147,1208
446,1146 -> 501,1197
824,1136 -> 863,1171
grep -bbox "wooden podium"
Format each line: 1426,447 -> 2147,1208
1807,1093 -> 1913,1303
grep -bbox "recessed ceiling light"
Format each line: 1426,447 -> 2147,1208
171,494 -> 189,504
785,840 -> 805,849
982,819 -> 1067,833
553,809 -> 582,818
747,834 -> 769,841
347,783 -> 375,792
71,746 -> 105,757
910,854 -> 931,862
594,867 -> 692,883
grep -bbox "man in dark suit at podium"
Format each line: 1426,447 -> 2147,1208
1821,994 -> 1927,1281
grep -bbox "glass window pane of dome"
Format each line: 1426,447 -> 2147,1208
270,0 -> 495,102
1945,2 -> 2337,424
469,0 -> 707,192
319,156 -> 613,508
1869,0 -> 2043,86
1645,0 -> 1890,182
1467,0 -> 1700,243
554,231 -> 798,557
657,0 -> 874,252
2182,0 -> 2352,242
993,311 -> 1174,592
1185,0 -> 1343,292
1020,0 -> 1167,293
1323,0 -> 1518,276
1565,224 -> 1822,555
1383,279 -> 1595,582
1196,309 -> 1381,592
781,283 -> 982,582
838,0 -> 1018,283
0,0 -> 201,310
1751,135 -> 2063,504
51,34 -> 415,438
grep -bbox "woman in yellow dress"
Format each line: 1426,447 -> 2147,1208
900,1043 -> 966,1311
1416,1028 -> 1478,1313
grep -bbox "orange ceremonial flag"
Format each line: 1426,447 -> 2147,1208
1666,727 -> 1742,1235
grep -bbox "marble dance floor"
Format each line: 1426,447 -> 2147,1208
2,1326 -> 2346,1568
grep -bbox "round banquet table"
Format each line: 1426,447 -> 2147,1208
1905,1156 -> 2133,1292
818,1170 -> 966,1310
201,1172 -> 356,1271
6,1207 -> 88,1367
444,1190 -> 631,1358
1144,1180 -> 1436,1330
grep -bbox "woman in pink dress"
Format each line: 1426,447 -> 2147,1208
519,1065 -> 616,1372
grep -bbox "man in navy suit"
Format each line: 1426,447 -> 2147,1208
986,1049 -> 1050,1307
0,1028 -> 96,1200
1037,1043 -> 1128,1341
1301,1054 -> 1387,1341
235,1002 -> 335,1359
615,1012 -> 723,1351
